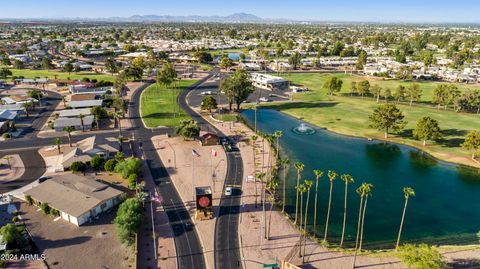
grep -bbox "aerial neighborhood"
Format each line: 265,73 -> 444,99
0,2 -> 479,269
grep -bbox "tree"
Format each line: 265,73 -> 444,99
356,50 -> 367,70
201,96 -> 218,113
105,57 -> 121,75
90,155 -> 104,171
23,101 -> 33,117
79,113 -> 85,132
324,170 -> 338,242
302,179 -> 313,263
357,80 -> 371,98
340,174 -> 354,248
175,120 -> 200,140
70,161 -> 87,173
0,68 -> 12,79
396,187 -> 415,250
350,81 -> 358,96
193,51 -> 213,64
413,116 -> 442,146
397,244 -> 446,269
294,162 -> 305,225
41,57 -> 53,69
312,169 -> 323,239
406,84 -> 422,106
323,76 -> 343,96
281,158 -> 290,213
296,183 -> 306,258
114,197 -> 143,245
63,126 -> 75,147
352,183 -> 374,268
104,159 -> 118,172
114,157 -> 142,179
220,69 -> 254,111
63,62 -> 74,74
0,223 -> 26,248
256,171 -> 266,241
128,173 -> 137,189
368,104 -> 407,139
288,52 -> 302,70
219,56 -> 234,70
54,138 -> 61,154
157,62 -> 177,116
461,130 -> 480,159
266,179 -> 279,240
372,85 -> 382,103
124,65 -> 143,80
274,130 -> 283,160
393,85 -> 406,103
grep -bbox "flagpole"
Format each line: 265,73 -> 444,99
210,150 -> 213,192
192,153 -> 195,201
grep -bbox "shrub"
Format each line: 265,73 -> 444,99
12,216 -> 19,223
90,155 -> 104,171
128,173 -> 137,189
25,195 -> 33,205
11,210 -> 20,216
2,133 -> 11,139
397,243 -> 446,269
70,161 -> 87,173
50,208 -> 59,216
115,157 -> 142,179
40,203 -> 51,215
104,159 -> 117,172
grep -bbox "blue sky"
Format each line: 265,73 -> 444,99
1,0 -> 479,23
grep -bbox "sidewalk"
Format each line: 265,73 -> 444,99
151,133 -> 228,269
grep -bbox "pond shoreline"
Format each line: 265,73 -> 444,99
255,106 -> 479,171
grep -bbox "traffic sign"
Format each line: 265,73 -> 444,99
263,264 -> 278,268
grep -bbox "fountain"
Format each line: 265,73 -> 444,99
292,123 -> 315,135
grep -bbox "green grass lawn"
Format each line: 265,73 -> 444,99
4,68 -> 115,82
140,80 -> 198,127
220,113 -> 238,122
260,73 -> 480,167
286,72 -> 480,102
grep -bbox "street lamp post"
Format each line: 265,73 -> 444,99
165,140 -> 177,169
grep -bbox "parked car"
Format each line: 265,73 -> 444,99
259,97 -> 270,102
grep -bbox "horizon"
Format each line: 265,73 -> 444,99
1,0 -> 480,23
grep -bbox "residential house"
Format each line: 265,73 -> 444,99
54,115 -> 94,132
69,100 -> 103,109
60,136 -> 120,170
23,174 -> 123,226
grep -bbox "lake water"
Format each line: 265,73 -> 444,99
242,108 -> 480,248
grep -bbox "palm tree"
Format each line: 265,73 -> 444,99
23,101 -> 33,117
302,180 -> 314,263
115,112 -> 123,136
396,187 -> 415,250
359,183 -> 373,251
54,138 -> 62,154
281,158 -> 290,213
313,169 -> 324,238
352,183 -> 373,269
297,183 -> 307,257
61,95 -> 66,107
274,130 -> 283,160
340,174 -> 354,248
252,135 -> 258,207
79,113 -> 85,132
256,172 -> 266,240
63,126 -> 75,147
3,156 -> 12,169
267,179 -> 279,240
324,170 -> 338,242
294,162 -> 305,225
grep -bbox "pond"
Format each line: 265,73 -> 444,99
242,108 -> 480,248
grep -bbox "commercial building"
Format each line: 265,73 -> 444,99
250,73 -> 289,91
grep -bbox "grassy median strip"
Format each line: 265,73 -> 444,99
140,80 -> 198,127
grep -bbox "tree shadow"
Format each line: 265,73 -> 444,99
442,129 -> 469,137
449,258 -> 480,269
266,101 -> 339,110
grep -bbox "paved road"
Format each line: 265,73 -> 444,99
179,74 -> 245,269
129,81 -> 207,269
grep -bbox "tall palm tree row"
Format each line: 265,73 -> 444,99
340,174 -> 354,248
281,158 -> 290,213
396,187 -> 415,250
312,169 -> 324,239
267,179 -> 279,240
324,170 -> 338,242
352,183 -> 374,269
297,183 -> 307,258
294,162 -> 305,225
302,180 -> 313,263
